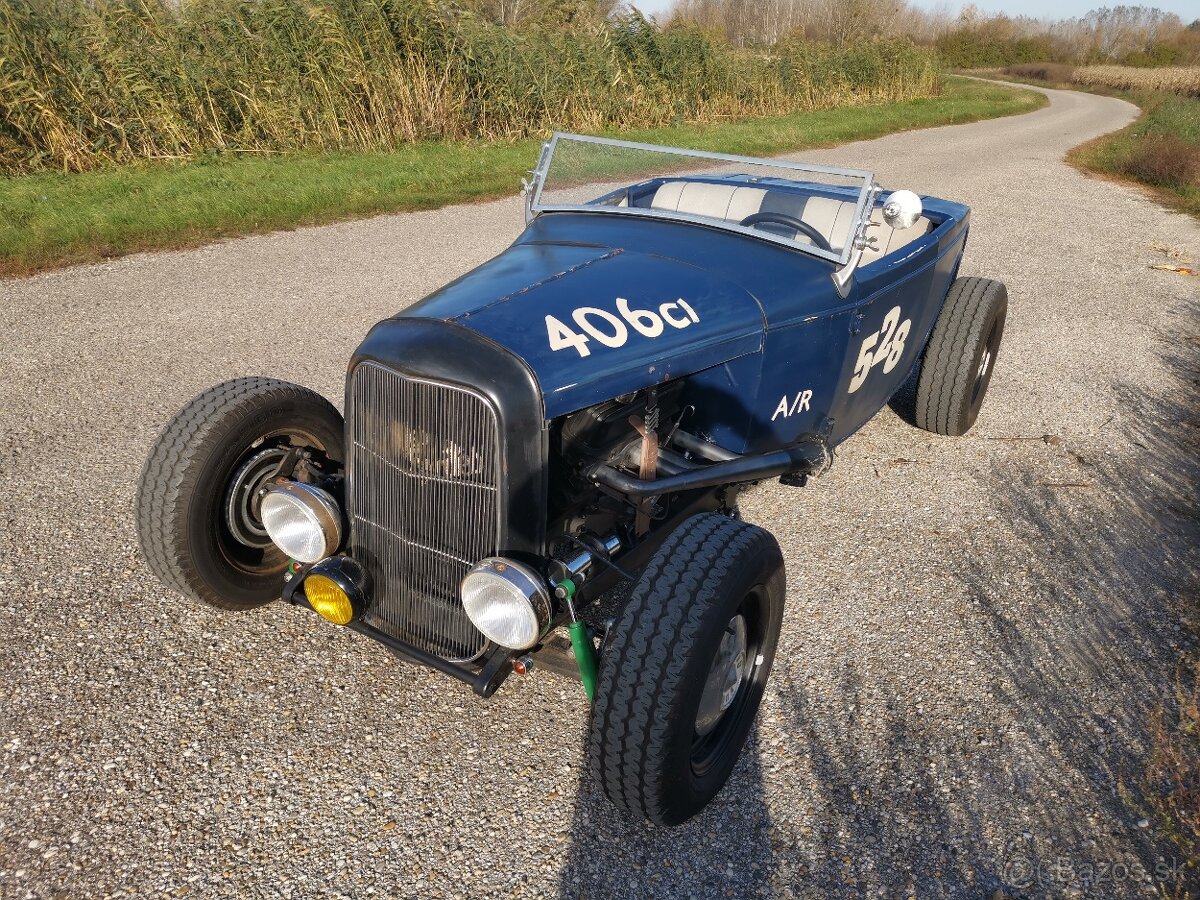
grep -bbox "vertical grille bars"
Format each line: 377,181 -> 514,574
347,362 -> 499,661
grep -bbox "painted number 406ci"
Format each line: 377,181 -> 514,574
546,297 -> 699,358
848,305 -> 911,394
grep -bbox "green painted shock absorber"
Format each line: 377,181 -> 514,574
558,579 -> 599,702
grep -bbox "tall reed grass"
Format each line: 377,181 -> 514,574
0,0 -> 939,175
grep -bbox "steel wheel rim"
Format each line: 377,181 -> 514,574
224,446 -> 290,549
691,591 -> 763,777
696,615 -> 749,737
213,428 -> 329,575
970,317 -> 1002,407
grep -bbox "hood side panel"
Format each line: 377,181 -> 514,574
440,247 -> 765,419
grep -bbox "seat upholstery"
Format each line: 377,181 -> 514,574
651,182 -> 767,223
763,194 -> 857,253
859,208 -> 931,266
648,180 -> 931,267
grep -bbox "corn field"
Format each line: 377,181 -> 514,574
1073,65 -> 1200,97
0,0 -> 939,175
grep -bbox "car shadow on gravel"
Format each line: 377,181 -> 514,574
773,298 -> 1200,897
557,725 -> 777,898
556,299 -> 1198,899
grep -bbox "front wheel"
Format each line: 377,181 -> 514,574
587,513 -> 785,826
135,378 -> 344,610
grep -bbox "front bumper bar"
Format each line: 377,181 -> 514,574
346,620 -> 515,697
282,565 -> 515,697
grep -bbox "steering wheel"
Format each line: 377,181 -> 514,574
739,212 -> 833,252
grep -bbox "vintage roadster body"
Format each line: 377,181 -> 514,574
137,135 -> 1007,825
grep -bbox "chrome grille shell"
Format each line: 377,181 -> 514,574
347,361 -> 499,660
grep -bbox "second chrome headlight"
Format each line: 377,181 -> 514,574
460,558 -> 551,650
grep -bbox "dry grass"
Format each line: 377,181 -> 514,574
1148,667 -> 1200,853
0,0 -> 938,175
1004,62 -> 1076,84
1074,65 -> 1200,97
1121,134 -> 1200,189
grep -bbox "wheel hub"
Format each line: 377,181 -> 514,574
695,615 -> 749,737
971,318 -> 1001,406
977,347 -> 993,381
224,446 -> 290,549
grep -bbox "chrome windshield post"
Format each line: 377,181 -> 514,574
524,140 -> 554,225
832,181 -> 881,298
831,245 -> 864,299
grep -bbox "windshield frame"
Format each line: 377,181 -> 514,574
527,132 -> 878,267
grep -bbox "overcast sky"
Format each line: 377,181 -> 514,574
629,0 -> 1200,23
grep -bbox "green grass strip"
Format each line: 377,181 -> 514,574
0,77 -> 1044,277
1067,92 -> 1200,220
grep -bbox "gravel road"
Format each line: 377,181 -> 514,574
2,83 -> 1198,899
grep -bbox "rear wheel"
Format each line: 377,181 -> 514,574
135,378 -> 344,610
588,513 -> 785,826
914,276 -> 1007,436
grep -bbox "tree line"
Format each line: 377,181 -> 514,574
457,0 -> 1200,68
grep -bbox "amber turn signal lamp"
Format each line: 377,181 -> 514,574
299,556 -> 371,626
304,574 -> 355,625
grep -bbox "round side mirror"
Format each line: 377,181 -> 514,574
882,190 -> 923,230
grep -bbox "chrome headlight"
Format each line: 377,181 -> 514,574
460,558 -> 552,650
259,481 -> 342,563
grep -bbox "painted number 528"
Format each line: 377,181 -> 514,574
847,305 -> 911,394
546,298 -> 699,358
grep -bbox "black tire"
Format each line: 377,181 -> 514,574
588,513 -> 785,826
914,276 -> 1007,436
135,378 -> 344,611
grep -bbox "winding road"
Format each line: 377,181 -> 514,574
2,83 -> 1198,898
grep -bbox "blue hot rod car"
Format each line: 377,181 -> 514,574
137,134 -> 1006,825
